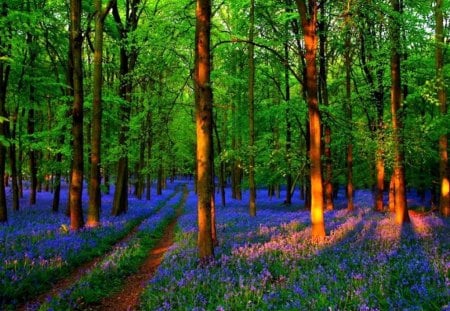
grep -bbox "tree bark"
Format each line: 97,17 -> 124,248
0,2 -> 10,222
69,0 -> 85,230
344,7 -> 353,211
195,0 -> 214,260
390,0 -> 409,224
248,0 -> 256,217
435,0 -> 449,217
296,0 -> 325,239
111,0 -> 140,216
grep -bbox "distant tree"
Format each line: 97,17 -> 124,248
69,0 -> 85,230
111,0 -> 141,216
248,0 -> 256,217
0,0 -> 11,223
195,0 -> 214,260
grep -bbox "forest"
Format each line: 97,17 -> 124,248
0,0 -> 449,310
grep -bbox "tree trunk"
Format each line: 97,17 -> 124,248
0,2 -> 9,220
248,0 -> 256,217
88,0 -> 112,226
69,0 -> 85,230
390,0 -> 409,224
9,113 -> 19,211
111,0 -> 140,216
195,0 -> 214,260
296,0 -> 325,239
344,7 -> 353,211
284,27 -> 293,205
435,0 -> 449,217
318,7 -> 333,212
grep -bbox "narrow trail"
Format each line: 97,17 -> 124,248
19,221 -> 145,311
91,216 -> 179,311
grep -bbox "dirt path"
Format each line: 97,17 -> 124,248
90,216 -> 179,311
19,220 -> 145,311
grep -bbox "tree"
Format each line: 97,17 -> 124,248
87,0 -> 115,227
195,0 -> 214,260
0,0 -> 11,223
390,0 -> 409,224
248,0 -> 256,217
435,0 -> 449,217
295,0 -> 326,240
69,0 -> 85,230
111,0 -> 141,216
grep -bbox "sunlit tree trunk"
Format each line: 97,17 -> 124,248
195,0 -> 214,260
296,0 -> 325,239
248,0 -> 256,217
69,0 -> 85,230
435,0 -> 449,217
390,0 -> 409,224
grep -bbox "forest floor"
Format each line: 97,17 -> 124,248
18,217 -> 146,311
91,215 -> 179,311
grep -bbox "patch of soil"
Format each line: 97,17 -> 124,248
90,217 -> 178,311
19,223 -> 144,311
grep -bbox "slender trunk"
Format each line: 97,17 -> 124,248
390,0 -> 409,224
248,0 -> 256,217
157,160 -> 163,195
389,172 -> 395,212
52,149 -> 62,212
145,111 -> 152,200
195,0 -> 214,260
284,29 -> 293,205
344,7 -> 353,211
435,0 -> 449,216
9,114 -> 19,211
0,16 -> 9,219
69,0 -> 85,230
88,0 -> 111,227
28,80 -> 37,205
318,10 -> 333,212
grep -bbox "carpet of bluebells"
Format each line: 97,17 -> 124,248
0,182 -> 179,309
1,181 -> 449,310
141,187 -> 449,310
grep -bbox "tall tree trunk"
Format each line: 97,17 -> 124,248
390,0 -> 409,224
27,32 -> 38,206
248,0 -> 256,217
435,0 -> 449,217
284,25 -> 293,205
318,9 -> 333,211
0,0 -> 9,221
88,0 -> 113,226
195,0 -> 214,261
344,6 -> 353,211
69,0 -> 85,230
296,0 -> 325,239
145,111 -> 152,200
111,0 -> 140,216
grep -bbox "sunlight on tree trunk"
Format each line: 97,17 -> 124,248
435,0 -> 449,217
195,0 -> 214,260
69,0 -> 85,230
390,0 -> 409,224
296,0 -> 325,240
